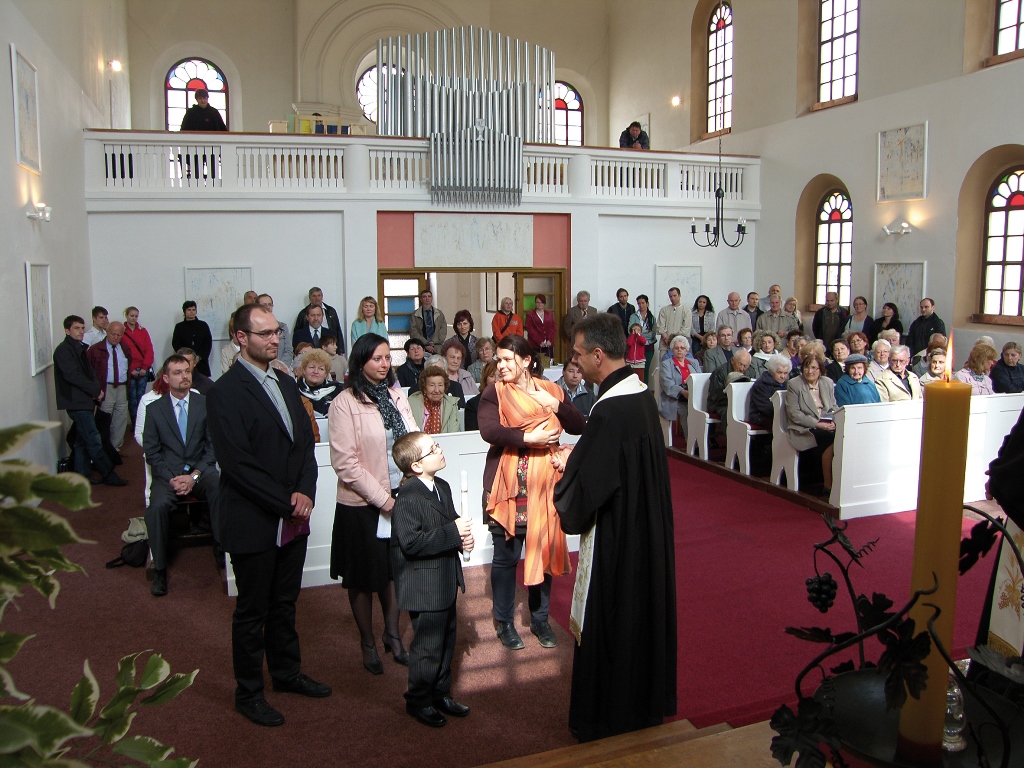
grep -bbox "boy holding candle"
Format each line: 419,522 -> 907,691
390,432 -> 475,728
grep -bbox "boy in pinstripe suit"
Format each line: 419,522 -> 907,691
391,433 -> 475,728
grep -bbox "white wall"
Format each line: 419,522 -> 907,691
0,0 -> 128,466
87,211 -> 344,375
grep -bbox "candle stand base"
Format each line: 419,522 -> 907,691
814,670 -> 1024,767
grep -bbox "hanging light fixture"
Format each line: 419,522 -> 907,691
693,0 -> 745,249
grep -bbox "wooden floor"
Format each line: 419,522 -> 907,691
478,719 -> 783,768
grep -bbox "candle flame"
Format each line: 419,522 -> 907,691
944,337 -> 953,382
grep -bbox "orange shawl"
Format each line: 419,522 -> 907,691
486,377 -> 571,586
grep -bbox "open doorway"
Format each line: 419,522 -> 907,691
379,268 -> 567,365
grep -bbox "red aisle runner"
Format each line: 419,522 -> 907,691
547,458 -> 991,729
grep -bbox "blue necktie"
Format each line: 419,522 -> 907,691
177,400 -> 188,443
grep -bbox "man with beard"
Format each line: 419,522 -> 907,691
552,313 -> 677,742
207,304 -> 330,726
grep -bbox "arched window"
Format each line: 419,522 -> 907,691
356,65 -> 405,124
553,81 -> 584,146
166,58 -> 228,131
996,0 -> 1024,55
818,0 -> 859,104
982,168 -> 1024,316
815,191 -> 853,305
707,2 -> 733,134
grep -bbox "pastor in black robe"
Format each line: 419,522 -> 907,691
554,364 -> 677,742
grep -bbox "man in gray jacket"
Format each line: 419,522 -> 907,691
409,290 -> 448,355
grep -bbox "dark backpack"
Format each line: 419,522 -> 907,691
106,539 -> 148,568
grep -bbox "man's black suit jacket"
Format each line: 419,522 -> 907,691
291,326 -> 325,351
206,361 -> 318,555
142,393 -> 217,482
53,336 -> 101,410
390,477 -> 465,613
293,303 -> 343,352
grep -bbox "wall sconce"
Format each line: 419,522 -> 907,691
882,220 -> 912,236
108,59 -> 122,72
26,203 -> 51,222
670,96 -> 681,107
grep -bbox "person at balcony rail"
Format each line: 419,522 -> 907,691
179,88 -> 227,131
618,121 -> 650,150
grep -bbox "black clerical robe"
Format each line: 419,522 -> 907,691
554,365 -> 677,743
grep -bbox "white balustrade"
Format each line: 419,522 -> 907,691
523,152 -> 570,195
85,131 -> 759,208
591,157 -> 666,197
236,145 -> 343,188
369,147 -> 430,191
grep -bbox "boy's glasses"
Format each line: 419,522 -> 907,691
417,442 -> 442,461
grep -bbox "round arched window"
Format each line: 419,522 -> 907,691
166,58 -> 228,131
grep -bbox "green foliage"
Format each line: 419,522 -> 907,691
0,423 -> 198,767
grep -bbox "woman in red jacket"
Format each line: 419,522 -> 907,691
524,293 -> 556,363
122,306 -> 154,425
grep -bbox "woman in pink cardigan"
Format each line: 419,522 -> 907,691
329,333 -> 418,676
122,306 -> 154,424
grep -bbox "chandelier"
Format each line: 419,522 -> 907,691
692,133 -> 746,248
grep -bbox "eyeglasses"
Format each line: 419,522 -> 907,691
417,442 -> 442,461
246,327 -> 284,339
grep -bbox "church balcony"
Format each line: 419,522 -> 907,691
83,130 -> 760,216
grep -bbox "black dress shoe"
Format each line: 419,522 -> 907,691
103,472 -> 128,487
434,696 -> 470,717
382,631 -> 410,666
235,697 -> 285,727
150,569 -> 167,597
406,703 -> 447,728
530,620 -> 557,648
496,621 -> 525,650
361,643 -> 384,675
272,673 -> 332,698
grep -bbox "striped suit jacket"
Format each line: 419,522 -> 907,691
390,476 -> 465,612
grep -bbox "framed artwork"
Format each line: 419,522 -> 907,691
10,44 -> 42,174
183,266 -> 253,340
655,265 -> 702,314
877,122 -> 927,202
873,262 -> 926,325
25,263 -> 52,375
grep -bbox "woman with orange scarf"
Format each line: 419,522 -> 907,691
478,335 -> 586,650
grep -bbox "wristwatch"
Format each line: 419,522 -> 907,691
190,471 -> 201,483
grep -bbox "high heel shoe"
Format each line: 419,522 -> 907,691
382,631 -> 410,666
361,642 -> 384,675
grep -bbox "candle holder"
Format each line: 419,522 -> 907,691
769,510 -> 1024,768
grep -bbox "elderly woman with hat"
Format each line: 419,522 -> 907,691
834,353 -> 881,407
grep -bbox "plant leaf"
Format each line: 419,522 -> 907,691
98,710 -> 136,745
0,704 -> 94,756
0,423 -> 58,460
0,461 -> 47,504
959,520 -> 1000,576
68,661 -> 98,726
29,474 -> 97,512
785,626 -> 836,644
138,654 -> 170,691
112,735 -> 174,762
769,699 -> 840,768
97,686 -> 141,722
0,506 -> 88,553
25,550 -> 84,576
114,651 -> 148,690
0,633 -> 34,665
877,618 -> 931,710
140,670 -> 198,706
0,665 -> 30,700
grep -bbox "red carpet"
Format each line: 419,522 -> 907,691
548,457 -> 991,730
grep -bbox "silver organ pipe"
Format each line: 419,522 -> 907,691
377,27 -> 552,206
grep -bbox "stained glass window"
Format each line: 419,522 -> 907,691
818,0 -> 858,104
982,168 -> 1024,316
707,2 -> 733,134
357,65 -> 405,124
166,58 -> 228,131
996,0 -> 1024,55
815,191 -> 853,305
553,81 -> 584,147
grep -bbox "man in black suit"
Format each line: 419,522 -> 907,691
390,433 -> 474,728
207,304 -> 330,727
143,355 -> 220,597
291,305 -> 327,350
52,315 -> 126,486
293,286 -> 344,353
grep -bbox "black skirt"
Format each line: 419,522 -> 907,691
330,502 -> 392,591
